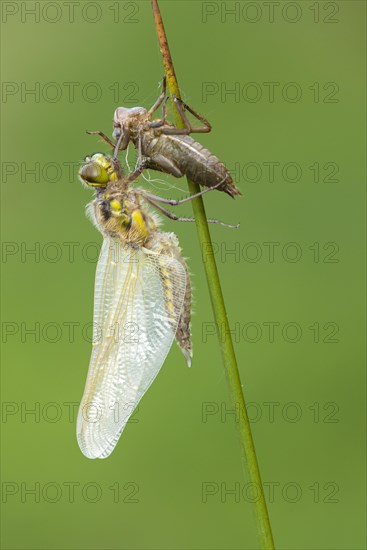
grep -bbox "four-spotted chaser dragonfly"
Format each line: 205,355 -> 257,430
76,152 -> 237,458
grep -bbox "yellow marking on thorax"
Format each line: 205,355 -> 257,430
131,210 -> 149,239
110,199 -> 121,212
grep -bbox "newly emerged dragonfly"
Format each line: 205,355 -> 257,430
88,78 -> 241,198
77,153 -> 236,459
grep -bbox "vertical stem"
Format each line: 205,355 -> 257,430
151,2 -> 275,548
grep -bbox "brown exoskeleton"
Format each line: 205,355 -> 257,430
88,78 -> 241,198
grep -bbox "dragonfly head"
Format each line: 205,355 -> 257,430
113,106 -> 147,139
79,153 -> 119,188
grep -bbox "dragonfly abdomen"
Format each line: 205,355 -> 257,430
143,132 -> 240,197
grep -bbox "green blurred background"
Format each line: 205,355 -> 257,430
1,1 -> 365,549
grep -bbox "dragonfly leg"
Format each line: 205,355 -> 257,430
144,197 -> 239,228
87,130 -> 115,148
147,76 -> 167,116
141,178 -> 225,206
125,159 -> 149,184
113,131 -> 126,160
149,97 -> 169,128
137,135 -> 143,165
148,154 -> 184,178
144,197 -> 197,223
173,96 -> 212,133
160,95 -> 212,135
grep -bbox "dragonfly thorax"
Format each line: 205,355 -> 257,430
93,191 -> 157,245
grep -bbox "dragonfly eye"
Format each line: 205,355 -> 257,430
79,162 -> 109,187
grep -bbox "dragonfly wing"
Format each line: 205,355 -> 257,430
77,237 -> 186,459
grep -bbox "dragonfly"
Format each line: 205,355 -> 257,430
88,78 -> 241,198
77,152 -> 237,459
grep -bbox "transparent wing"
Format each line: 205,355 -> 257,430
77,237 -> 186,459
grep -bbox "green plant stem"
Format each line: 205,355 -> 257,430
151,2 -> 275,548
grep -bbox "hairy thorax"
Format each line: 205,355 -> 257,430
90,189 -> 158,246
